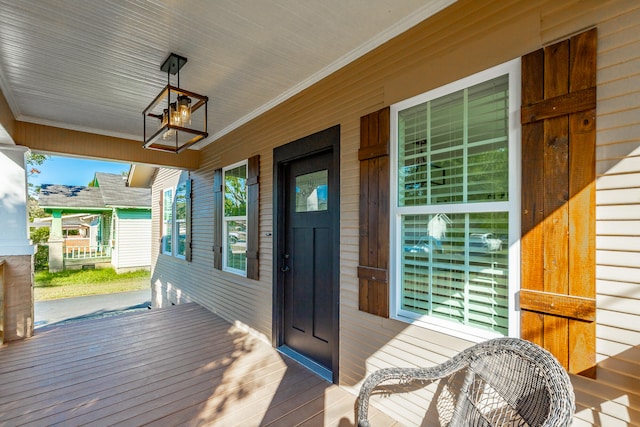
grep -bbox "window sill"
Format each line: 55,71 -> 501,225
222,267 -> 247,278
159,252 -> 189,263
392,312 -> 506,344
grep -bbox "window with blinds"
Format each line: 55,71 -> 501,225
223,161 -> 248,275
162,188 -> 173,255
391,60 -> 520,340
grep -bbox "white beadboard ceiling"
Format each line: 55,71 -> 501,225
0,0 -> 455,150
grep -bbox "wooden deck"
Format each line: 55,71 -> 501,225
0,303 -> 399,426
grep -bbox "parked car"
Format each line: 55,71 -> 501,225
404,236 -> 442,254
469,233 -> 503,252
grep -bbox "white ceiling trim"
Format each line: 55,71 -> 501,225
195,0 -> 457,149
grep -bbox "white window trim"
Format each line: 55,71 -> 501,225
222,159 -> 248,277
162,188 -> 173,256
389,58 -> 522,343
162,181 -> 188,260
174,180 -> 187,260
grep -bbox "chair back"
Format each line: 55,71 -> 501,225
357,338 -> 575,427
448,338 -> 574,426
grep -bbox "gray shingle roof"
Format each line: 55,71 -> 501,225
39,185 -> 105,209
95,172 -> 151,208
39,173 -> 151,210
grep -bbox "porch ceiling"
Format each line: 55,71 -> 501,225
0,0 -> 455,152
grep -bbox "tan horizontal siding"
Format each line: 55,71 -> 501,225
598,235 -> 640,252
597,250 -> 640,268
597,325 -> 640,357
597,220 -> 640,236
597,188 -> 640,205
597,267 -> 640,287
597,173 -> 640,190
597,205 -> 640,221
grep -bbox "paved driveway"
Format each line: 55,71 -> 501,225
34,288 -> 151,328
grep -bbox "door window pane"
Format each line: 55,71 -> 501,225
296,170 -> 328,212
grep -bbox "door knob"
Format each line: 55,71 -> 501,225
281,253 -> 290,272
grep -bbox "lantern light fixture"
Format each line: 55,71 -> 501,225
143,53 -> 208,153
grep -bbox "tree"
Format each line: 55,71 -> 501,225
26,152 -> 50,270
224,174 -> 247,217
26,152 -> 48,176
26,152 -> 49,197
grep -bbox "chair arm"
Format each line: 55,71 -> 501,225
357,359 -> 468,427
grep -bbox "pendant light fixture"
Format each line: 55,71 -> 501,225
143,53 -> 208,153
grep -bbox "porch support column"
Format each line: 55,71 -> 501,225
0,144 -> 35,341
48,209 -> 64,273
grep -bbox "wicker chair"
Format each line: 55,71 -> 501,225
357,338 -> 574,427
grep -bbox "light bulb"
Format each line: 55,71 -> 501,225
177,95 -> 192,125
170,102 -> 181,127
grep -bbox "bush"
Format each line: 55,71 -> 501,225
31,227 -> 50,271
34,245 -> 49,271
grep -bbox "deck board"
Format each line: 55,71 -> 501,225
0,303 -> 399,426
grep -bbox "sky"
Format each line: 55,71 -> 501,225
29,155 -> 130,188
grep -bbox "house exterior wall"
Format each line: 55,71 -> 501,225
112,209 -> 151,273
150,1 -> 640,425
151,169 -> 206,308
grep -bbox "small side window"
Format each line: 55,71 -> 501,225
223,161 -> 247,275
162,188 -> 173,255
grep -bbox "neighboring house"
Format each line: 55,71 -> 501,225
38,172 -> 151,273
139,4 -> 640,426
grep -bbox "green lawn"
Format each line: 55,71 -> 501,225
34,268 -> 150,301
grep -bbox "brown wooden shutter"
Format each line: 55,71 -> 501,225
358,107 -> 390,317
520,28 -> 596,376
213,168 -> 223,270
185,178 -> 192,262
246,155 -> 260,280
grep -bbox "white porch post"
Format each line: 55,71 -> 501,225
0,145 -> 33,254
0,144 -> 35,341
48,209 -> 64,272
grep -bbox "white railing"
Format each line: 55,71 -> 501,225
63,245 -> 112,259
